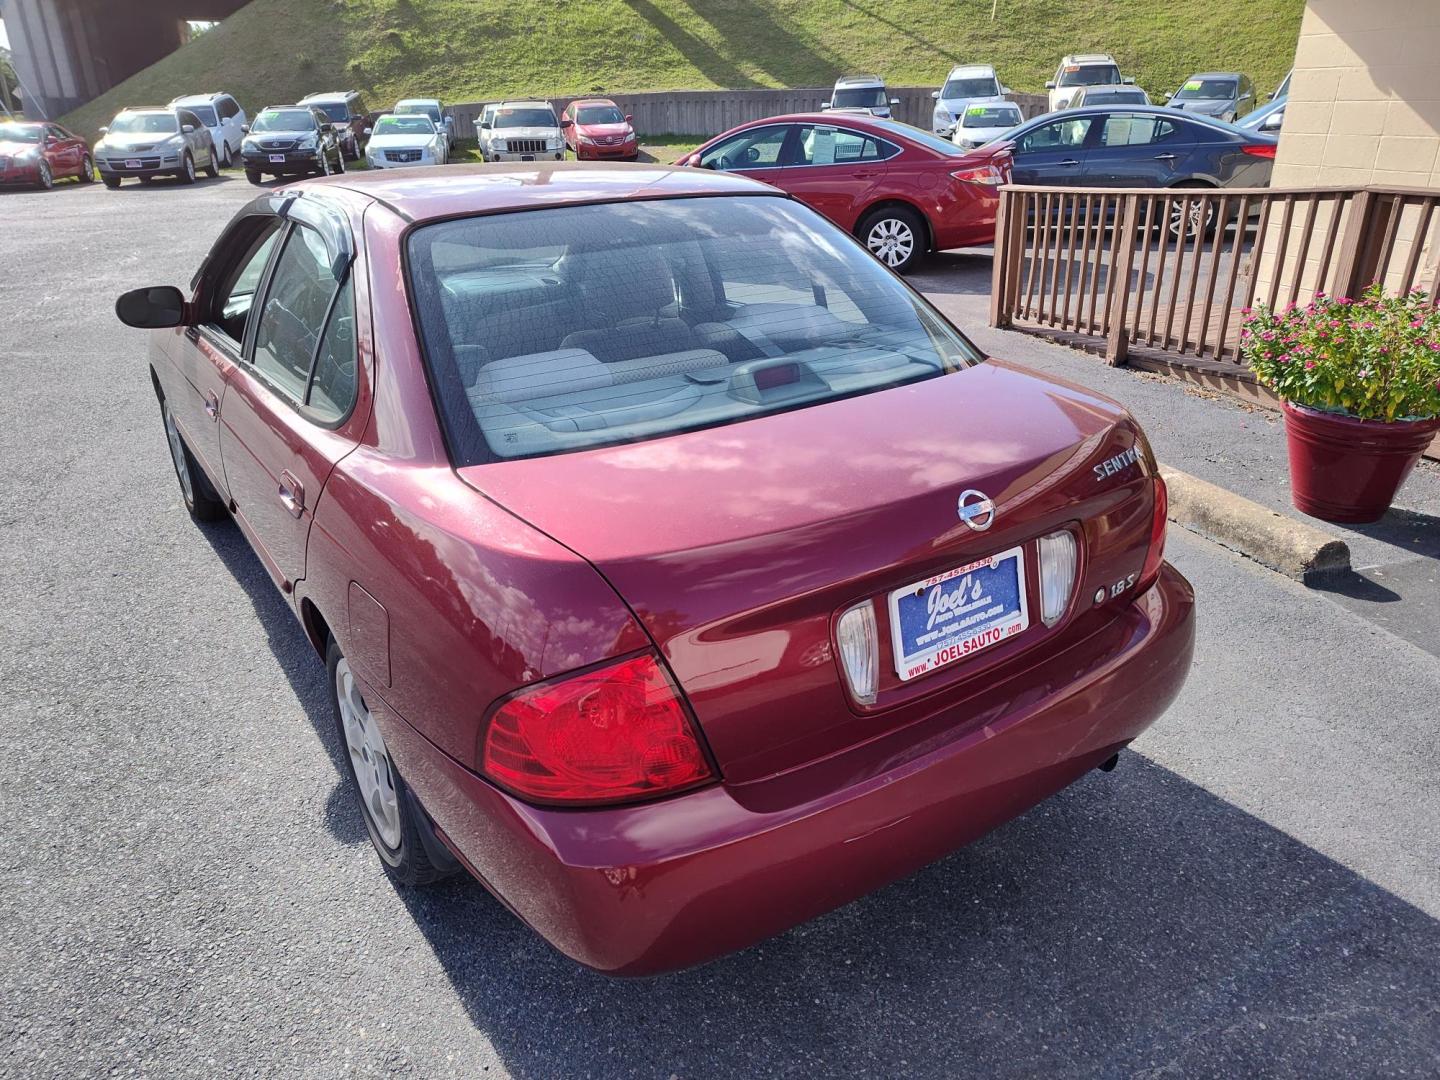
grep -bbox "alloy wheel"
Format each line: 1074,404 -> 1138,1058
37,161 -> 52,189
184,154 -> 196,182
336,658 -> 402,848
320,151 -> 331,176
1168,196 -> 1214,241
80,155 -> 94,183
866,217 -> 915,268
162,401 -> 194,505
220,143 -> 231,168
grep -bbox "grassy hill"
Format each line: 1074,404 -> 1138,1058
62,0 -> 1303,138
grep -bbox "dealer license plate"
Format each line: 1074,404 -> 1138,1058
269,154 -> 286,163
124,159 -> 143,169
887,547 -> 1029,681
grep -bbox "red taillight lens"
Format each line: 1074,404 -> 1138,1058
1137,475 -> 1169,593
480,653 -> 715,805
951,162 -> 1006,185
1242,143 -> 1277,158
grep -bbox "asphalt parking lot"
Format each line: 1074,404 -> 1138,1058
2,171 -> 1439,1078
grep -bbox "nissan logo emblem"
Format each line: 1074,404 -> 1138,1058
957,489 -> 996,531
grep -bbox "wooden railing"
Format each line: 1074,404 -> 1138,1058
990,184 -> 1440,370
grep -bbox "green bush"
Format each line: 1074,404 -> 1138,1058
1240,285 -> 1440,421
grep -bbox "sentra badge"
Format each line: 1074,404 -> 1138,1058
1094,446 -> 1140,482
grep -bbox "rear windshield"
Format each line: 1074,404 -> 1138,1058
109,112 -> 179,135
577,105 -> 625,125
407,196 -> 979,464
1173,78 -> 1238,101
941,77 -> 1000,100
496,108 -> 556,128
962,105 -> 1022,128
375,115 -> 435,135
251,109 -> 314,132
1058,64 -> 1121,87
832,87 -> 887,108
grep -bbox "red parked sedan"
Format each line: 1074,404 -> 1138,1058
561,98 -> 639,160
117,163 -> 1193,975
681,112 -> 1012,272
0,120 -> 94,189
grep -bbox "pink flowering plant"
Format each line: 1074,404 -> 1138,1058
1239,285 -> 1440,421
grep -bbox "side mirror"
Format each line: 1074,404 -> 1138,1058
98,126 -> 109,136
680,153 -> 699,167
1001,85 -> 1012,95
560,118 -> 573,128
1161,92 -> 1171,102
930,90 -> 941,99
1045,81 -> 1056,90
625,114 -> 633,124
1261,113 -> 1283,131
115,286 -> 188,330
241,123 -> 250,133
480,120 -> 491,129
820,101 -> 831,110
1122,77 -> 1136,85
182,124 -> 195,133
889,98 -> 900,106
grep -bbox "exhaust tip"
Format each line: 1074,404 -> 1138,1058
1097,753 -> 1120,773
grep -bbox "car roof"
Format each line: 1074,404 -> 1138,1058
946,64 -> 997,77
498,100 -> 553,108
306,161 -> 776,222
171,93 -> 229,104
397,97 -> 440,105
1185,72 -> 1241,80
570,97 -> 618,107
118,106 -> 176,114
834,74 -> 884,86
1061,53 -> 1116,64
298,92 -> 355,103
1026,103 -> 1266,136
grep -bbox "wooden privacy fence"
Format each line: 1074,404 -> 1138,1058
448,89 -> 1049,141
990,184 -> 1440,372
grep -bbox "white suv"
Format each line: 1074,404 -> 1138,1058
930,64 -> 1008,136
482,101 -> 564,162
822,75 -> 899,118
1045,54 -> 1132,112
168,92 -> 246,168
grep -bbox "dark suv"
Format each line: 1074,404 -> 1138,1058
240,105 -> 344,184
295,91 -> 372,160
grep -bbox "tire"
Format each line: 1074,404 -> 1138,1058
178,151 -> 197,184
327,638 -> 458,887
1158,183 -> 1217,242
857,204 -> 926,274
334,147 -> 346,174
102,174 -> 120,190
317,150 -> 332,178
245,169 -> 262,186
219,142 -> 232,168
160,395 -> 226,523
36,160 -> 53,190
79,154 -> 94,183
203,144 -> 220,178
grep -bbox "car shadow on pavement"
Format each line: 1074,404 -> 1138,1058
392,755 -> 1440,1078
195,517 -> 369,846
191,511 -> 1440,1077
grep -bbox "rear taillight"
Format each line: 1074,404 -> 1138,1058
951,162 -> 1006,185
1242,143 -> 1277,158
480,653 -> 714,805
1037,530 -> 1078,627
1136,475 -> 1169,593
836,600 -> 879,705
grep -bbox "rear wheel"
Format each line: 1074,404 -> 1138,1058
160,396 -> 225,523
858,205 -> 926,274
328,639 -> 458,887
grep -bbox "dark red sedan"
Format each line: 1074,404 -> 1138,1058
0,120 -> 93,189
117,163 -> 1193,975
561,97 -> 639,160
680,112 -> 1012,272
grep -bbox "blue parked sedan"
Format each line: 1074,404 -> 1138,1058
996,105 -> 1277,189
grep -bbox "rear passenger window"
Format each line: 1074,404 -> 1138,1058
1099,116 -> 1187,147
252,225 -> 336,402
218,97 -> 238,120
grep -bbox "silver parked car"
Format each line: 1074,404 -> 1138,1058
481,100 -> 564,162
950,101 -> 1025,150
94,106 -> 219,189
395,97 -> 454,154
930,64 -> 1009,136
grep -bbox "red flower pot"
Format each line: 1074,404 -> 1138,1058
1282,401 -> 1440,523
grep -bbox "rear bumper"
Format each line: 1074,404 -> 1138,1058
380,561 -> 1194,975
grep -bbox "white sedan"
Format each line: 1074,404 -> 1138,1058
365,114 -> 447,169
950,102 -> 1025,151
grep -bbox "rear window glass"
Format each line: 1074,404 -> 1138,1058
406,196 -> 979,464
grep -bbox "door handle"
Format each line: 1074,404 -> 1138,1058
204,390 -> 219,420
851,170 -> 876,179
1058,158 -> 1080,166
278,471 -> 305,518
1153,153 -> 1178,161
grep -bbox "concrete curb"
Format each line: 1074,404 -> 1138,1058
1160,466 -> 1351,581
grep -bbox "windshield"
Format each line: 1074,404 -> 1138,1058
962,105 -> 1021,128
577,105 -> 625,125
941,77 -> 1000,100
1058,64 -> 1121,87
496,107 -> 556,128
398,102 -> 442,122
1174,78 -> 1237,101
832,87 -> 887,109
108,112 -> 179,135
0,123 -> 41,143
251,109 -> 314,132
376,115 -> 436,135
407,196 -> 979,464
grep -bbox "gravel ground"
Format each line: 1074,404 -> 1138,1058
1,173 -> 1437,1078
